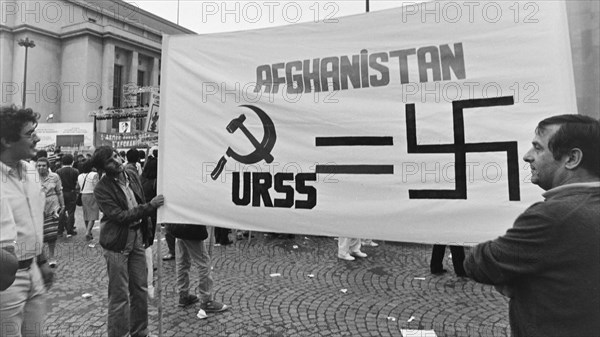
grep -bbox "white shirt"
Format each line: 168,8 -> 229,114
0,160 -> 45,259
78,171 -> 99,194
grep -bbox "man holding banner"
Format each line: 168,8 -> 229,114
92,146 -> 165,337
464,115 -> 600,336
157,2 -> 596,334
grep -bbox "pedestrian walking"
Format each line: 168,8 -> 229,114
56,154 -> 79,237
36,157 -> 64,267
77,159 -> 100,242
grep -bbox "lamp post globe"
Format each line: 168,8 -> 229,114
18,37 -> 36,108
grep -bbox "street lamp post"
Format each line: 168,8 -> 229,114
18,37 -> 35,108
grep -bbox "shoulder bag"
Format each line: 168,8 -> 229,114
75,173 -> 89,206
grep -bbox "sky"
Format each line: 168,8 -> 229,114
129,0 -> 417,34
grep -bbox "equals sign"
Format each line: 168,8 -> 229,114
315,136 -> 394,174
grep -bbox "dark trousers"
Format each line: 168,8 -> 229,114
214,227 -> 232,245
58,191 -> 77,234
430,245 -> 466,275
165,231 -> 176,255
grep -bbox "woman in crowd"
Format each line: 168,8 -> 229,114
36,157 -> 64,267
77,159 -> 100,241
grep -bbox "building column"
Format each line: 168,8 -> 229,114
151,57 -> 160,88
121,51 -> 138,109
100,41 -> 115,133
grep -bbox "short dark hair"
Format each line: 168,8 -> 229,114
79,159 -> 93,173
536,114 -> 600,177
0,105 -> 40,153
61,153 -> 74,165
36,157 -> 49,166
35,150 -> 48,161
126,148 -> 139,163
92,146 -> 116,171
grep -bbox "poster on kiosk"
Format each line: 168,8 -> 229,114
158,1 -> 576,244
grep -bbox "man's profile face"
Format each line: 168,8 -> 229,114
523,124 -> 565,191
103,151 -> 124,176
6,122 -> 40,161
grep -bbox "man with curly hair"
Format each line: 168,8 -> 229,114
1,105 -> 53,337
92,145 -> 164,337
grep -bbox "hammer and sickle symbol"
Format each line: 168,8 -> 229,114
211,105 -> 277,180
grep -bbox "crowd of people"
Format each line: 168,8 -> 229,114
1,104 -> 599,337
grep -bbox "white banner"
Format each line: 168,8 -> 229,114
158,1 -> 576,244
35,123 -> 94,152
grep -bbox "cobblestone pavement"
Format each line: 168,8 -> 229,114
43,210 -> 509,337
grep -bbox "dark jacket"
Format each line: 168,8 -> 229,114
464,183 -> 600,337
94,169 -> 156,252
56,166 -> 79,192
166,223 -> 208,241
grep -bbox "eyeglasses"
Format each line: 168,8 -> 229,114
22,129 -> 38,139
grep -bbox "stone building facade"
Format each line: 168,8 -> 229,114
0,0 -> 194,133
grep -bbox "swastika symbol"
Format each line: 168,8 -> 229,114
405,96 -> 520,201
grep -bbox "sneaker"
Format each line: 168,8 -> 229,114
178,294 -> 199,307
363,240 -> 379,247
48,260 -> 57,268
351,250 -> 367,258
67,230 -> 78,236
337,253 -> 355,261
200,300 -> 229,313
431,269 -> 448,275
162,253 -> 175,261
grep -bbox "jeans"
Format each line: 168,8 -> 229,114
103,229 -> 148,337
0,261 -> 47,337
175,239 -> 213,303
58,191 -> 76,234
